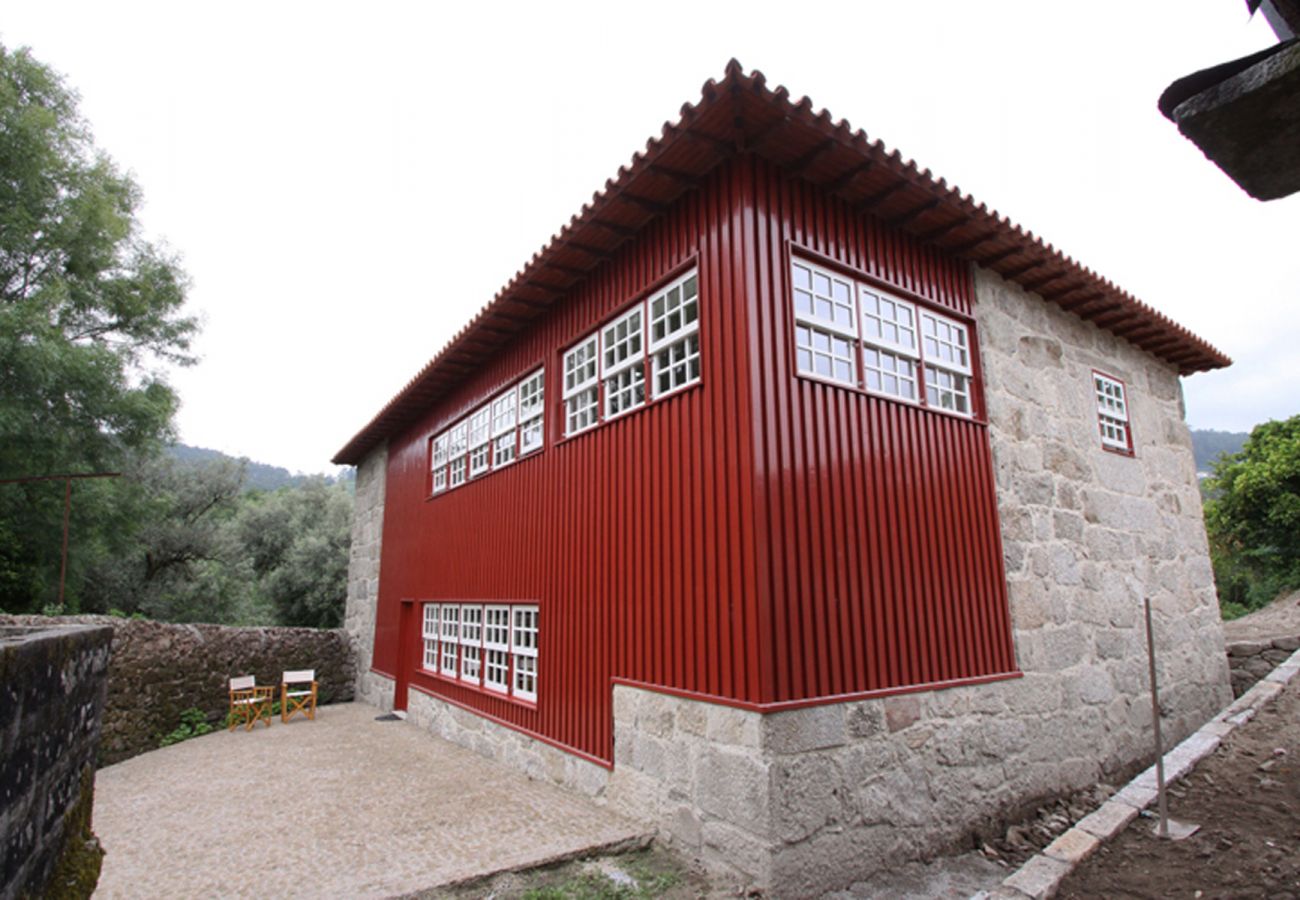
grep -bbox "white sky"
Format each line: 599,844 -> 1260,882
4,1 -> 1297,473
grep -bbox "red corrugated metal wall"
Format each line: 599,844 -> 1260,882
373,157 -> 765,764
372,153 -> 1016,765
742,154 -> 1017,704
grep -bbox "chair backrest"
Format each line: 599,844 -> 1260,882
229,675 -> 255,691
283,669 -> 315,684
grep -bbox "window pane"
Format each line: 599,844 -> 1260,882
791,259 -> 856,336
794,322 -> 856,385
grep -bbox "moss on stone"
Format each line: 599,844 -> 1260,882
30,766 -> 104,900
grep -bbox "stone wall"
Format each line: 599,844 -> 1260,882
344,443 -> 393,710
0,615 -> 355,766
1,623 -> 111,900
1226,636 -> 1300,696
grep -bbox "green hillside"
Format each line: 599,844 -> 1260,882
1190,429 -> 1248,474
167,444 -> 353,492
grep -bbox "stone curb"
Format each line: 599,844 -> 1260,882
971,645 -> 1300,900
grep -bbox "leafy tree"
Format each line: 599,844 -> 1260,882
236,479 -> 352,628
0,43 -> 196,611
1204,415 -> 1300,615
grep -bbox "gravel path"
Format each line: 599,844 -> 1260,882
1223,588 -> 1300,642
92,703 -> 646,899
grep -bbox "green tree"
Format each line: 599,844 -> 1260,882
236,479 -> 352,628
1204,415 -> 1300,615
0,43 -> 196,611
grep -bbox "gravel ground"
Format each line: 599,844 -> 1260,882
1223,589 -> 1300,642
91,703 -> 647,899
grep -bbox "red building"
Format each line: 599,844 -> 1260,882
337,62 -> 1232,892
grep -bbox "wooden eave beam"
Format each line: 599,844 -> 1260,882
742,114 -> 792,151
855,180 -> 910,215
886,197 -> 941,228
618,192 -> 668,215
976,246 -> 1022,268
1020,270 -> 1070,294
504,294 -> 549,309
523,278 -> 565,296
786,139 -> 837,177
1074,297 -> 1124,319
947,230 -> 1001,255
648,163 -> 703,186
999,257 -> 1048,281
823,160 -> 874,194
565,240 -> 615,260
541,260 -> 590,278
1056,290 -> 1106,312
589,218 -> 636,238
916,218 -> 968,244
685,127 -> 735,154
1091,307 -> 1143,330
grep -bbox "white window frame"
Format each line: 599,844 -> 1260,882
431,433 -> 449,494
468,405 -> 492,477
919,309 -> 973,417
563,334 -> 600,436
490,390 -> 518,468
794,322 -> 858,387
788,255 -> 980,418
1093,371 -> 1133,453
447,420 -> 469,487
439,604 -> 460,675
459,604 -> 483,684
517,369 -> 545,455
601,305 -> 646,419
791,259 -> 857,338
860,286 -> 920,403
483,604 -> 511,694
421,603 -> 439,671
511,605 -> 539,703
648,269 -> 701,399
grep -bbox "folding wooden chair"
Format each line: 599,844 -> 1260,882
281,670 -> 318,723
228,675 -> 274,731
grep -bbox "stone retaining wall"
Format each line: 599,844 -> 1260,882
0,615 -> 355,766
1,623 -> 111,900
1226,636 -> 1300,697
344,444 -> 390,709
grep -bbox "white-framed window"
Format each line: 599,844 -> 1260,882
439,604 -> 460,675
422,603 -> 439,671
601,306 -> 646,418
491,391 -> 517,468
483,605 -> 511,694
794,323 -> 856,385
459,604 -> 483,684
468,406 -> 492,477
649,271 -> 701,398
920,310 -> 972,416
447,420 -> 469,487
860,287 -> 919,402
1093,371 -> 1132,452
431,434 -> 449,494
792,260 -> 855,335
511,605 -> 539,702
563,334 -> 600,436
518,369 -> 545,455
788,257 -> 978,418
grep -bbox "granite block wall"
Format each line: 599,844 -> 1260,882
344,443 -> 394,710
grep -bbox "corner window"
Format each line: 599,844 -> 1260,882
648,271 -> 701,398
1093,371 -> 1133,453
790,257 -> 977,418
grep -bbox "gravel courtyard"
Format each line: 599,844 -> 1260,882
91,703 -> 647,899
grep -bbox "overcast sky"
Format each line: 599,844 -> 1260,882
4,1 -> 1296,473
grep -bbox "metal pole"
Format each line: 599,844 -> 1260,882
58,477 -> 72,608
1144,596 -> 1169,838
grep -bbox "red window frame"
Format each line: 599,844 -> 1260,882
1092,369 -> 1135,456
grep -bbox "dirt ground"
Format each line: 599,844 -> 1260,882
1057,673 -> 1300,899
1222,588 -> 1300,642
